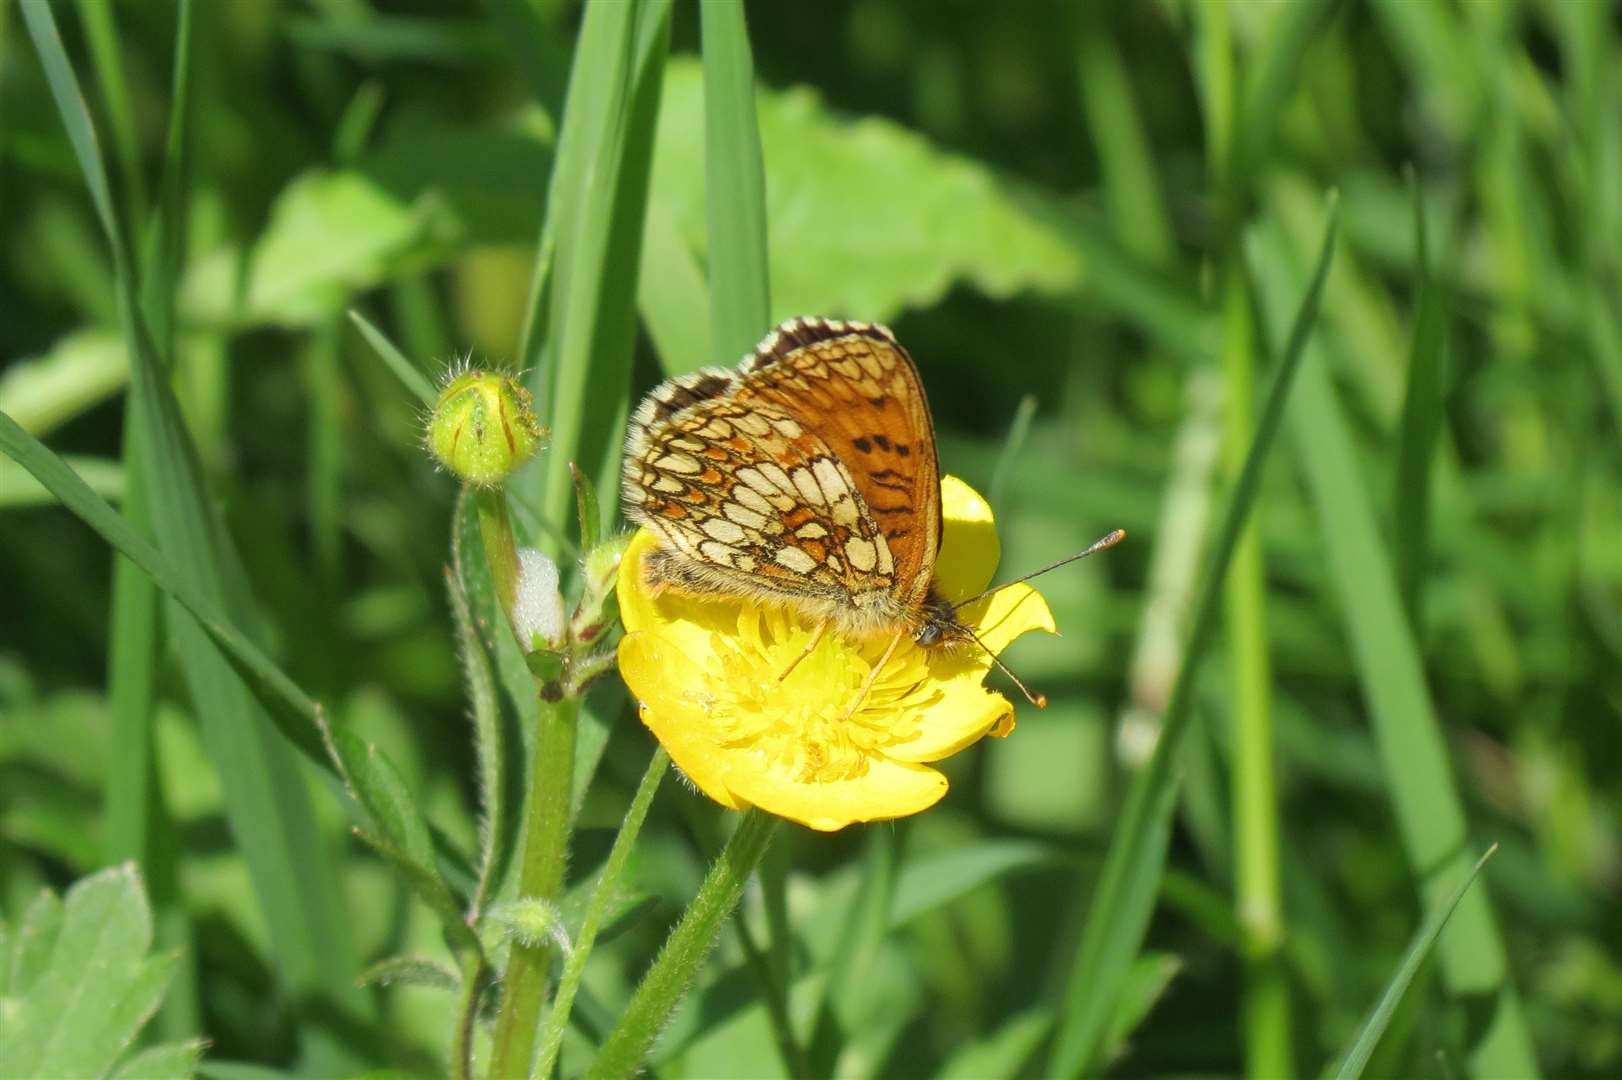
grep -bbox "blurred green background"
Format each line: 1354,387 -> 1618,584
3,0 -> 1620,1077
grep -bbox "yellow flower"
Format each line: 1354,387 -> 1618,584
616,475 -> 1056,831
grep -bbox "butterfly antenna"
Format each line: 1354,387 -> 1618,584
950,528 -> 1127,613
960,622 -> 1047,709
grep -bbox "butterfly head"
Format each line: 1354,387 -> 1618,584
911,595 -> 960,648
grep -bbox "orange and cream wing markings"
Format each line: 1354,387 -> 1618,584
622,316 -> 942,633
732,320 -> 941,606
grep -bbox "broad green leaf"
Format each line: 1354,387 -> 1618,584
650,58 -> 1083,326
184,170 -> 447,328
0,865 -> 184,1080
0,329 -> 126,437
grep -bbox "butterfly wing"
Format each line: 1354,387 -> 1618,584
623,376 -> 898,615
733,319 -> 943,608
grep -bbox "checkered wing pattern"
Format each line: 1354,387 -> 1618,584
623,318 -> 943,625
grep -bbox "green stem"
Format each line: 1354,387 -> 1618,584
487,692 -> 579,1079
451,955 -> 486,1080
585,809 -> 780,1080
476,486 -> 521,632
533,748 -> 670,1079
1222,262 -> 1291,1079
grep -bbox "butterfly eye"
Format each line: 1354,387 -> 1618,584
913,622 -> 942,646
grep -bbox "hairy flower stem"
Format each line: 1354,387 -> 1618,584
475,488 -> 520,628
451,954 -> 486,1080
533,747 -> 671,1079
585,809 -> 780,1079
487,692 -> 578,1078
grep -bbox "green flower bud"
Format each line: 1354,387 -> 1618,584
424,367 -> 545,486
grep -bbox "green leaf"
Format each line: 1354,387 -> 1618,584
939,1007 -> 1053,1080
183,170 -> 448,329
109,1040 -> 206,1080
445,565 -> 505,920
650,58 -> 1083,325
0,865 -> 183,1080
0,329 -> 126,437
1047,196 -> 1338,1079
321,720 -> 476,952
889,839 -> 1060,927
357,954 -> 461,992
1333,846 -> 1498,1080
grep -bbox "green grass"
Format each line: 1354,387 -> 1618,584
3,2 -> 1619,1077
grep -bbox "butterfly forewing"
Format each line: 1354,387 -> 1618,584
734,320 -> 943,607
625,386 -> 894,603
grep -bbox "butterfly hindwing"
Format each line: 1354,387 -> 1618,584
623,389 -> 896,608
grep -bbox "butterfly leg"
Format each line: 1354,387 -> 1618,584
777,618 -> 829,682
840,628 -> 904,722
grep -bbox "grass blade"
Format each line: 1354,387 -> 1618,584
1046,195 -> 1339,1079
696,8 -> 805,1075
1392,172 -> 1449,620
108,0 -> 198,1039
73,0 -> 145,221
1250,218 -> 1540,1079
487,5 -> 673,1072
20,8 -> 367,1058
701,0 -> 770,362
348,307 -> 437,405
522,0 -> 673,549
1333,845 -> 1499,1080
0,408 -> 330,767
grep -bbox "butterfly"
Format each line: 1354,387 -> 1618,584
621,316 -> 1122,704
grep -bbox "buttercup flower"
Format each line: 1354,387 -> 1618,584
616,475 -> 1055,831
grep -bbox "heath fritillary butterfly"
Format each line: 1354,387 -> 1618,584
622,316 -> 1122,703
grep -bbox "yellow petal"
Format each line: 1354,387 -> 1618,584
618,529 -> 745,665
722,754 -> 949,832
616,529 -> 662,634
882,678 -> 1015,763
959,583 -> 1056,654
933,475 -> 1000,601
616,630 -> 744,809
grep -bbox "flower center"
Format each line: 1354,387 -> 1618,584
699,609 -> 936,783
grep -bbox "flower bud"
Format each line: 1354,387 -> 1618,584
424,367 -> 545,486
